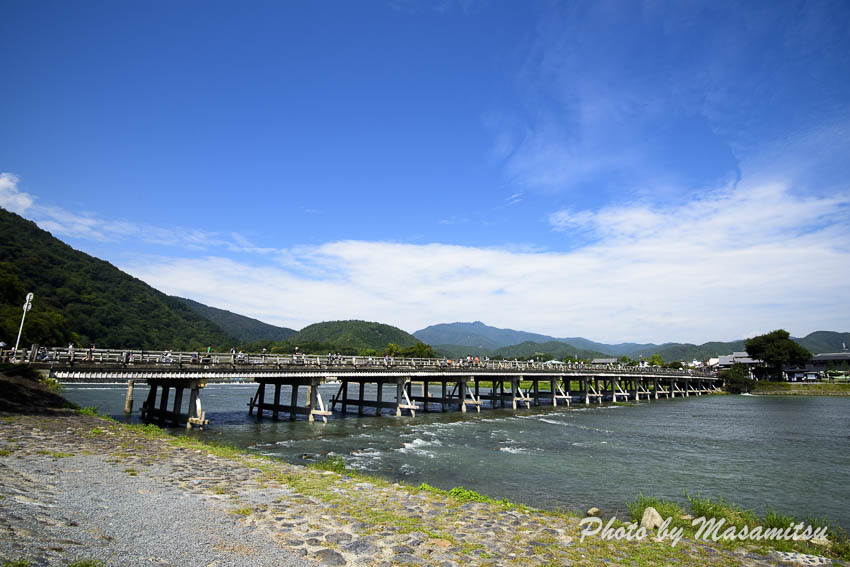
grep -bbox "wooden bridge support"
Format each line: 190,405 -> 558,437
249,377 -> 332,423
123,379 -> 134,413
139,379 -> 207,428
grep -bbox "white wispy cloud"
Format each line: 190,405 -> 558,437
120,180 -> 850,343
0,172 -> 274,253
0,173 -> 33,214
4,170 -> 848,343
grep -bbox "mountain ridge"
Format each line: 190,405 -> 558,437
173,297 -> 296,343
415,321 -> 849,360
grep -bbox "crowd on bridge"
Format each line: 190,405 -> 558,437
0,344 -> 715,377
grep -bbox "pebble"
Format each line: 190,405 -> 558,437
0,413 -> 837,567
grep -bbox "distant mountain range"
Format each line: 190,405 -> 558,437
413,321 -> 657,355
415,321 -> 850,360
173,297 -> 296,343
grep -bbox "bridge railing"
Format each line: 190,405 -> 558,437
1,346 -> 717,377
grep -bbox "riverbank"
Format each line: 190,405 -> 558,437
1,370 -> 846,566
752,382 -> 850,396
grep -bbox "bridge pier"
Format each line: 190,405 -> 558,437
123,379 -> 134,413
140,379 -> 207,428
47,359 -> 720,427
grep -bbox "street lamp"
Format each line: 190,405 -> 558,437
14,292 -> 33,363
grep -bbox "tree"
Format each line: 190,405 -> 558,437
648,354 -> 664,367
401,342 -> 436,358
721,363 -> 754,394
745,329 -> 811,381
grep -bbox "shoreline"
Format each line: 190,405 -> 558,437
751,383 -> 850,396
2,370 -> 847,566
1,411 -> 843,567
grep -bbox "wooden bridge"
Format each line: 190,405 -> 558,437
4,347 -> 721,428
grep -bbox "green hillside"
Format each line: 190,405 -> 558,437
290,320 -> 419,352
0,208 -> 234,349
627,340 -> 747,361
174,297 -> 296,342
493,340 -> 609,360
432,344 -> 494,358
797,331 -> 850,354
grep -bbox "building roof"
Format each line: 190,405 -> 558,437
715,352 -> 761,366
812,352 -> 850,362
591,358 -> 618,364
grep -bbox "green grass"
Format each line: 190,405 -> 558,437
418,482 -> 518,509
627,494 -> 688,527
627,492 -> 850,560
68,560 -> 105,567
0,448 -> 12,457
124,467 -> 137,476
230,506 -> 252,516
77,406 -> 117,422
36,450 -> 72,458
308,455 -> 349,474
2,560 -> 32,567
753,382 -> 850,395
169,436 -> 243,459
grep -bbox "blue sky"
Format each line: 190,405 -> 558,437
2,0 -> 849,343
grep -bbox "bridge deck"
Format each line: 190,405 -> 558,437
6,347 -> 720,426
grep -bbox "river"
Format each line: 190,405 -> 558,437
63,383 -> 850,530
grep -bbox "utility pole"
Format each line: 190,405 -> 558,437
14,292 -> 33,363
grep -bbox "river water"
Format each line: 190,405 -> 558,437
63,383 -> 850,530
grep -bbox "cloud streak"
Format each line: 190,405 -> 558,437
121,181 -> 850,343
0,172 -> 275,254
4,170 -> 848,344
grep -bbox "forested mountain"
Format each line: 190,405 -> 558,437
290,320 -> 419,352
173,297 -> 296,343
492,341 -> 608,360
626,341 -> 748,362
432,340 -> 607,360
0,208 -> 234,349
797,331 -> 850,354
413,321 -> 556,350
414,321 -> 660,354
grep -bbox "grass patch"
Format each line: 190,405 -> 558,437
308,455 -> 348,474
123,423 -> 170,440
36,450 -> 72,459
68,561 -> 105,567
88,427 -> 104,436
628,493 -> 688,526
0,448 -> 12,457
627,492 -> 850,560
753,382 -> 850,396
77,406 -> 117,422
418,482 -> 517,509
2,560 -> 33,567
230,507 -> 252,516
169,435 -> 244,459
124,467 -> 137,476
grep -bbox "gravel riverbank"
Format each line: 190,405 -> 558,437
3,410 -> 840,567
0,366 -> 843,567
